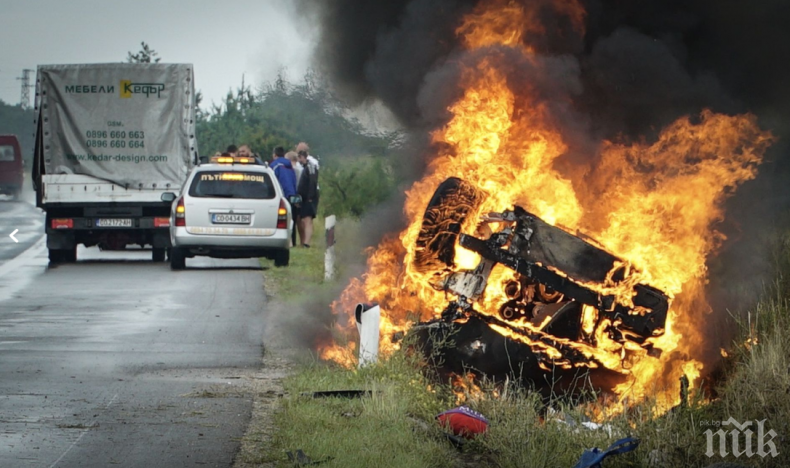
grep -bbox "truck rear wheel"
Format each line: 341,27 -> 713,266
48,249 -> 62,264
170,248 -> 186,270
152,248 -> 166,262
49,247 -> 77,264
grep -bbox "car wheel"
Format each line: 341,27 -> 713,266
152,248 -> 166,262
274,249 -> 290,267
414,177 -> 482,273
170,248 -> 186,270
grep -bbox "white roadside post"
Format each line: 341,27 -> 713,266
355,303 -> 381,367
324,215 -> 336,281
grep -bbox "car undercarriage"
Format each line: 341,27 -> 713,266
409,177 -> 670,393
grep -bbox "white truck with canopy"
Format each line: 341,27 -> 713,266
32,63 -> 197,262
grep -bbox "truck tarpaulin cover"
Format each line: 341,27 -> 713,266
35,63 -> 196,189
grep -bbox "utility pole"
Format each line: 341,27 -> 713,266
17,69 -> 34,109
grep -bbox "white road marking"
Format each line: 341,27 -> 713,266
0,236 -> 46,279
48,393 -> 118,468
0,236 -> 46,302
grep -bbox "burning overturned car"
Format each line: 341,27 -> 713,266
408,177 -> 670,394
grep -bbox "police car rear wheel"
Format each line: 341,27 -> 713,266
170,248 -> 186,270
273,249 -> 289,267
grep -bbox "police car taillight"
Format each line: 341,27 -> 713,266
277,199 -> 288,229
175,197 -> 186,227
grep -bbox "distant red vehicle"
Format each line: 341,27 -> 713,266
0,135 -> 23,200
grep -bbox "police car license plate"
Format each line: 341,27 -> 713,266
96,218 -> 133,227
212,214 -> 251,224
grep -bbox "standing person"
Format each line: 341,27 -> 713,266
226,144 -> 238,156
295,141 -> 320,212
270,147 -> 299,246
296,149 -> 319,248
238,144 -> 265,165
295,142 -> 320,176
237,144 -> 252,158
285,151 -> 302,246
285,151 -> 303,185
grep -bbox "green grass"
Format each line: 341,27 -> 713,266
257,220 -> 790,468
264,355 -> 463,468
259,217 -> 330,299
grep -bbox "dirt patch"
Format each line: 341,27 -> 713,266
232,349 -> 294,468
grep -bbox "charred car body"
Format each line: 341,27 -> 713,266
410,178 -> 669,394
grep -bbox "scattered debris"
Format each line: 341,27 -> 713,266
286,449 -> 333,466
572,437 -> 639,468
436,406 -> 489,438
300,390 -> 372,399
56,422 -> 99,429
551,410 -> 619,438
442,432 -> 467,450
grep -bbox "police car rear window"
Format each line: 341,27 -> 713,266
189,171 -> 276,199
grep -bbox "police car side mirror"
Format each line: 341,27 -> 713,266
161,192 -> 176,203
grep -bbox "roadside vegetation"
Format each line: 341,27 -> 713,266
250,219 -> 790,467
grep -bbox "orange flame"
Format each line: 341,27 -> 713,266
320,0 -> 774,415
452,373 -> 486,405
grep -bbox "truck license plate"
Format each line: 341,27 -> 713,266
96,218 -> 133,227
212,214 -> 251,224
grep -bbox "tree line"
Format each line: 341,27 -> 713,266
196,72 -> 403,218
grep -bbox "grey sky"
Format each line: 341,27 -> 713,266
0,0 -> 316,109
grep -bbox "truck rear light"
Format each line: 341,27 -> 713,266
51,218 -> 73,229
277,199 -> 288,229
154,217 -> 170,227
175,198 -> 186,227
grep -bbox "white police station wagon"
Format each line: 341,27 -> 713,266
168,156 -> 292,269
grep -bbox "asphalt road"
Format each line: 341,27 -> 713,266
0,197 -> 268,467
